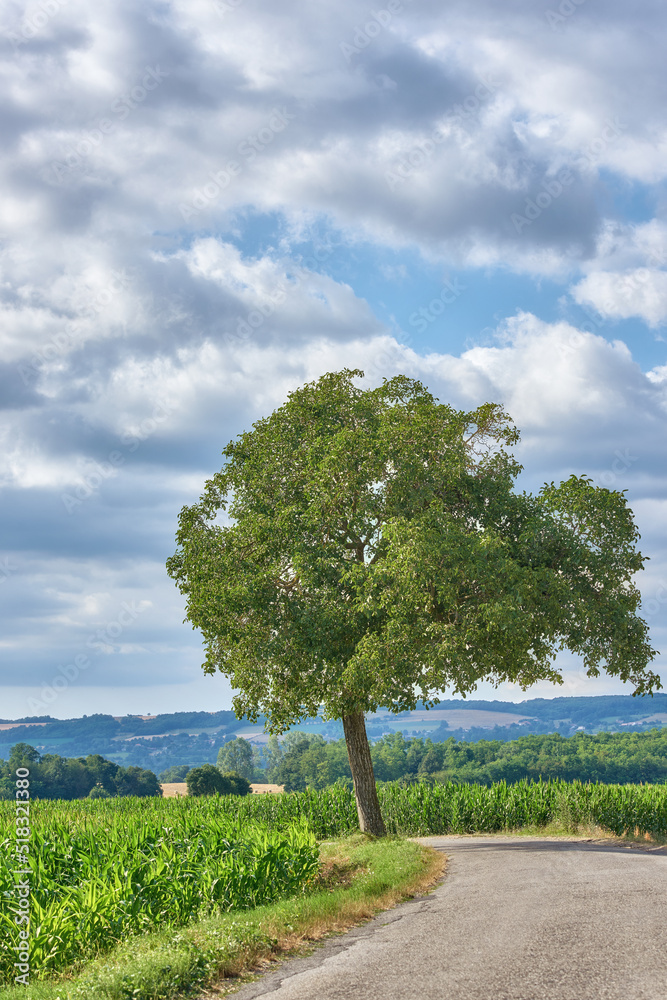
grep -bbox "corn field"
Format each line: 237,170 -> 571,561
0,797 -> 319,984
1,779 -> 666,985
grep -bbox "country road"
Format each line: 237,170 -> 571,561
231,835 -> 667,1000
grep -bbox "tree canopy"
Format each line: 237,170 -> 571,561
167,369 -> 658,832
185,763 -> 251,796
0,746 -> 161,800
262,728 -> 667,788
216,737 -> 254,780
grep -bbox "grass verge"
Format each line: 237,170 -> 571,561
0,835 -> 445,1000
414,819 -> 667,848
503,819 -> 667,846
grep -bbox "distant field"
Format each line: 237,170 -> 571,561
160,782 -> 187,797
233,727 -> 271,741
0,722 -> 47,730
371,709 -> 534,728
160,782 -> 284,796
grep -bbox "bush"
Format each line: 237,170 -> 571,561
220,770 -> 252,796
186,764 -> 233,796
88,783 -> 111,799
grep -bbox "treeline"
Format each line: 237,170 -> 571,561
0,710 -> 241,742
264,728 -> 667,790
0,743 -> 161,800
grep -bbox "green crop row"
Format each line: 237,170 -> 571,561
0,800 -> 318,984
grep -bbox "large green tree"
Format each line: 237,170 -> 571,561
167,369 -> 658,835
216,736 -> 254,780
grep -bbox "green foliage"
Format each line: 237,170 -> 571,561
220,771 -> 252,796
0,835 -> 425,1000
427,728 -> 667,785
167,369 -> 658,738
216,737 -> 254,780
262,729 -> 667,790
158,764 -> 192,782
9,743 -> 41,767
186,764 -> 232,796
375,780 -> 667,838
271,734 -> 351,790
0,797 -> 319,984
0,747 -> 161,801
87,783 -> 111,799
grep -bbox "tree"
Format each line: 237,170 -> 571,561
167,369 -> 659,835
262,735 -> 283,782
9,743 -> 41,768
158,764 -> 191,782
88,782 -> 111,799
216,737 -> 254,780
113,765 -> 162,797
220,771 -> 252,795
186,764 -> 232,796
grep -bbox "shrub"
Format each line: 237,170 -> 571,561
186,764 -> 233,796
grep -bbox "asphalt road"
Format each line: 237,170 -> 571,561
231,835 -> 667,1000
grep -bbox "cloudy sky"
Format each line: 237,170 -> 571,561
1,0 -> 666,720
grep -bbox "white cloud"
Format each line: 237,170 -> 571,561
569,221 -> 667,327
0,0 -> 664,271
572,269 -> 667,328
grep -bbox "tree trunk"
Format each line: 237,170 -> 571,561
342,711 -> 386,836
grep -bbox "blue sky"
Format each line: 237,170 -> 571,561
1,0 -> 666,719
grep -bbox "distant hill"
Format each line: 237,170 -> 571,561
1,695 -> 666,771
